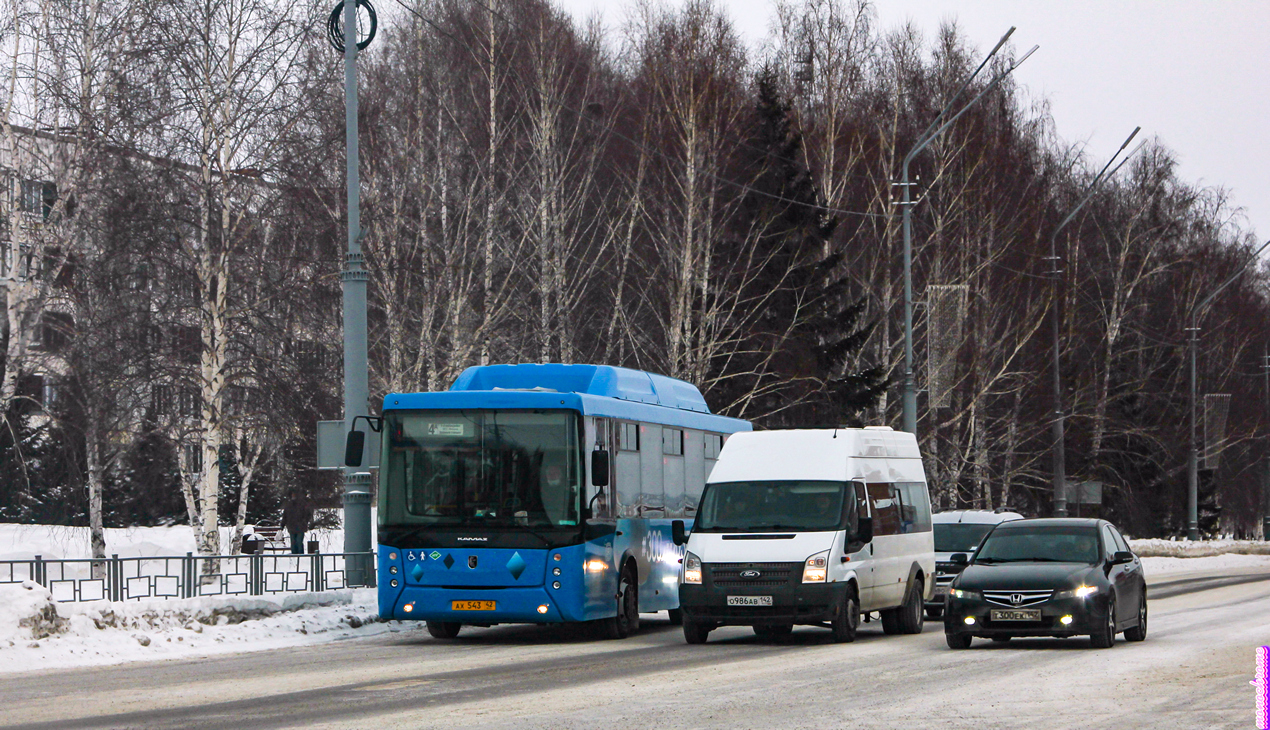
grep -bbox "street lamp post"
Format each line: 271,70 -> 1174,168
899,30 -> 1037,434
1186,237 -> 1270,539
1047,128 -> 1142,518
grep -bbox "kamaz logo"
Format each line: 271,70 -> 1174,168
457,537 -> 488,542
740,570 -> 762,579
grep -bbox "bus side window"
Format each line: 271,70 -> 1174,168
682,430 -> 706,516
614,421 -> 641,518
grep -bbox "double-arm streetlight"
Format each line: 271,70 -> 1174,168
900,29 -> 1038,434
1048,127 -> 1144,517
1186,236 -> 1270,539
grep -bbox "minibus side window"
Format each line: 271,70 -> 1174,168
866,483 -> 901,536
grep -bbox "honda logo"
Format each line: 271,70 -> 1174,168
1011,593 -> 1024,605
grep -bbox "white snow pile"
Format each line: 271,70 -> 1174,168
1129,538 -> 1270,558
0,584 -> 410,674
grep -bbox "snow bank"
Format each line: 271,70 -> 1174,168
0,582 -> 65,645
1129,538 -> 1270,558
0,586 -> 410,674
1141,552 -> 1270,577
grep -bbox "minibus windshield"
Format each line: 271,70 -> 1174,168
695,481 -> 852,532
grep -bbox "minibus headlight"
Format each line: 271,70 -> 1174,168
802,550 -> 829,583
683,552 -> 702,584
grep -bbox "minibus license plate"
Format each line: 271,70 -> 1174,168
727,596 -> 772,607
990,609 -> 1040,621
934,585 -> 949,596
452,600 -> 496,611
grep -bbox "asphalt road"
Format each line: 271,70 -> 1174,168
2,567 -> 1267,730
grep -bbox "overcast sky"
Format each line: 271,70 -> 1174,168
555,0 -> 1270,241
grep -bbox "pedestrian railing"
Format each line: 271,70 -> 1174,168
0,552 -> 376,603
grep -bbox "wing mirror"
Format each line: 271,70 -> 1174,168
591,449 -> 610,487
672,519 -> 687,546
1110,550 -> 1134,565
950,553 -> 969,565
344,430 -> 365,467
845,516 -> 873,552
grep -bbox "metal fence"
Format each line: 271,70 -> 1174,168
0,552 -> 376,603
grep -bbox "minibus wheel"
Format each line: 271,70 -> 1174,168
683,616 -> 712,644
831,587 -> 859,643
667,608 -> 684,626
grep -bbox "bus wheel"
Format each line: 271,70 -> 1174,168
667,608 -> 684,626
426,621 -> 461,639
603,565 -> 639,640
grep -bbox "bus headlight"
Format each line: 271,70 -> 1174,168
683,552 -> 702,584
802,550 -> 829,583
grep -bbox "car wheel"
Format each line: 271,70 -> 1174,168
667,608 -> 684,626
831,586 -> 860,643
990,636 -> 1011,643
1090,598 -> 1116,649
602,565 -> 639,640
925,605 -> 944,620
1124,596 -> 1147,642
897,578 -> 924,634
683,616 -> 712,644
946,632 -> 972,649
753,624 -> 794,638
426,621 -> 461,639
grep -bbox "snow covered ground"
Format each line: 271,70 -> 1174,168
0,520 -> 365,562
2,521 -> 1269,678
0,581 -> 414,675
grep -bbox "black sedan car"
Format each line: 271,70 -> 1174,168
943,518 -> 1147,649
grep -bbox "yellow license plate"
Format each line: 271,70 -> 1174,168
451,600 -> 496,611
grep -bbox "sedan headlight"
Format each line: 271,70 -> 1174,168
683,552 -> 702,584
950,588 -> 981,600
802,550 -> 829,583
1054,584 -> 1099,600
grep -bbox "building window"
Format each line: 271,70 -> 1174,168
173,326 -> 200,363
39,312 -> 74,352
662,428 -> 683,456
182,442 -> 203,473
42,379 -> 59,410
19,180 -> 56,221
619,422 -> 639,451
153,384 -> 173,414
177,386 -> 199,418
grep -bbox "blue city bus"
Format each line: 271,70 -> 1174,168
373,363 -> 751,639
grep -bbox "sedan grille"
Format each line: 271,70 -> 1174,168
983,589 -> 1053,607
705,562 -> 799,588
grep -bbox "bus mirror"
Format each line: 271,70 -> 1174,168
672,520 -> 687,546
344,431 -> 366,467
591,449 -> 610,487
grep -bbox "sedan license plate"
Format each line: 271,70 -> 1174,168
452,600 -> 496,611
727,595 -> 773,607
934,585 -> 949,597
991,609 -> 1040,622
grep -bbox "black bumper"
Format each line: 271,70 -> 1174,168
943,595 -> 1109,638
679,581 -> 849,626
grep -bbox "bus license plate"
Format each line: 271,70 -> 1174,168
452,600 -> 496,611
727,596 -> 773,607
990,609 -> 1040,621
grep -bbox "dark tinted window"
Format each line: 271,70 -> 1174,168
975,525 -> 1100,564
934,523 -> 995,553
866,483 -> 901,536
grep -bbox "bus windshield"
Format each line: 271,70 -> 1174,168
694,481 -> 853,532
380,410 -> 582,529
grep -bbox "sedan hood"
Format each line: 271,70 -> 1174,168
954,562 -> 1095,591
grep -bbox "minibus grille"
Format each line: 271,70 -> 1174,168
706,562 -> 800,588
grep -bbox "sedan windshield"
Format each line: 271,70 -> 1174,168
934,523 -> 995,553
695,481 -> 852,532
974,525 -> 1100,564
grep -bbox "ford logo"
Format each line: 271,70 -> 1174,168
740,570 -> 761,579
